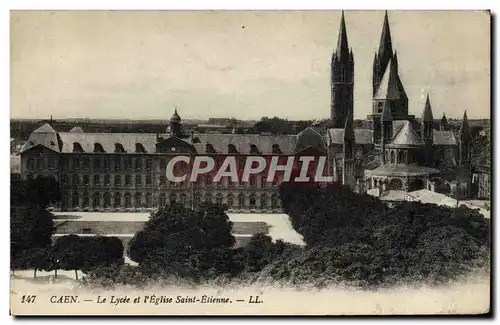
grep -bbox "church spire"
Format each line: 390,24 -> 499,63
335,11 -> 349,59
459,110 -> 472,141
440,113 -> 448,131
378,11 -> 394,65
422,94 -> 434,121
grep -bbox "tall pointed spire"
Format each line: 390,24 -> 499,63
422,94 -> 434,121
440,113 -> 448,130
392,50 -> 398,72
378,11 -> 393,63
335,11 -> 349,59
459,110 -> 471,140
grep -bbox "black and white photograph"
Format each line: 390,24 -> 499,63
9,9 -> 491,316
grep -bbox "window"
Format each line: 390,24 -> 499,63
205,193 -> 212,203
72,174 -> 79,186
48,158 -> 56,169
104,158 -> 112,170
61,174 -> 68,185
114,157 -> 121,170
169,193 -> 177,204
377,101 -> 383,113
135,192 -> 142,207
94,143 -> 105,153
238,194 -> 245,208
92,193 -> 100,207
82,192 -> 89,207
398,151 -> 404,164
61,159 -> 68,170
115,175 -> 121,186
216,193 -> 223,205
37,158 -> 44,170
160,158 -> 166,170
146,175 -> 152,186
159,176 -> 166,186
83,175 -> 90,185
145,193 -> 152,207
272,144 -> 282,154
260,194 -> 268,209
146,159 -> 152,170
135,174 -> 142,186
104,192 -> 111,207
390,151 -> 395,164
135,143 -> 146,153
124,193 -> 131,207
249,194 -> 257,209
73,158 -> 80,170
180,193 -> 188,207
134,158 -> 142,170
93,159 -> 101,170
82,158 -> 90,169
227,195 -> 234,208
104,174 -> 111,186
250,176 -> 257,188
261,176 -> 267,188
250,144 -> 260,154
159,193 -> 166,206
271,194 -> 279,209
114,143 -> 125,153
72,192 -> 79,207
125,175 -> 132,186
27,158 -> 35,170
93,174 -> 100,186
114,192 -> 121,207
228,144 -> 238,154
193,192 -> 201,207
73,142 -> 84,153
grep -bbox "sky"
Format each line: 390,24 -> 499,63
10,10 -> 490,121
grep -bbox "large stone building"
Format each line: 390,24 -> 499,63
327,11 -> 472,195
18,11 -> 474,212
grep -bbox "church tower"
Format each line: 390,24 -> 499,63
421,94 -> 434,165
343,112 -> 356,188
169,109 -> 182,137
440,113 -> 449,131
331,11 -> 354,129
458,111 -> 472,181
373,11 -> 393,95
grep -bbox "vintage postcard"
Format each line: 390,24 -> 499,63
9,10 -> 491,316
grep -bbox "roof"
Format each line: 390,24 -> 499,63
374,59 -> 407,100
170,109 -> 181,122
295,127 -> 327,153
422,95 -> 434,121
367,189 -> 407,202
327,128 -> 373,145
387,121 -> 425,147
57,132 -> 161,153
192,133 -> 297,154
365,164 -> 441,177
69,126 -> 84,133
433,130 -> 457,145
33,123 -> 56,133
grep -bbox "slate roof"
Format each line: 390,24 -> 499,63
387,121 -> 425,148
294,127 -> 326,153
69,126 -> 84,133
327,128 -> 373,145
374,59 -> 407,100
21,123 -> 61,153
192,134 -> 297,154
57,132 -> 161,153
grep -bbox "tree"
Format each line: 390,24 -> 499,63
25,175 -> 61,207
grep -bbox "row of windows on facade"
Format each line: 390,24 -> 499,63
384,149 -> 418,165
61,174 -> 275,188
63,192 -> 281,209
26,156 -> 288,172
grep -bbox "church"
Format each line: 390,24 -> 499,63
326,11 -> 473,197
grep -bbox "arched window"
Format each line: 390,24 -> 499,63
103,192 -> 111,207
114,143 -> 125,153
93,143 -> 105,153
398,151 -> 404,164
390,151 -> 395,164
114,192 -> 121,207
238,193 -> 245,208
272,144 -> 282,154
228,144 -> 238,154
73,142 -> 84,153
135,174 -> 142,186
135,143 -> 146,153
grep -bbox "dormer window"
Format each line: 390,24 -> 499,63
193,137 -> 201,144
73,142 -> 84,153
114,143 -> 125,153
206,144 -> 217,154
250,144 -> 260,155
228,144 -> 239,154
272,144 -> 282,154
49,141 -> 55,146
135,143 -> 146,153
93,143 -> 105,153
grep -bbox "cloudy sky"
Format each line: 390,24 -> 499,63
10,10 -> 490,121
